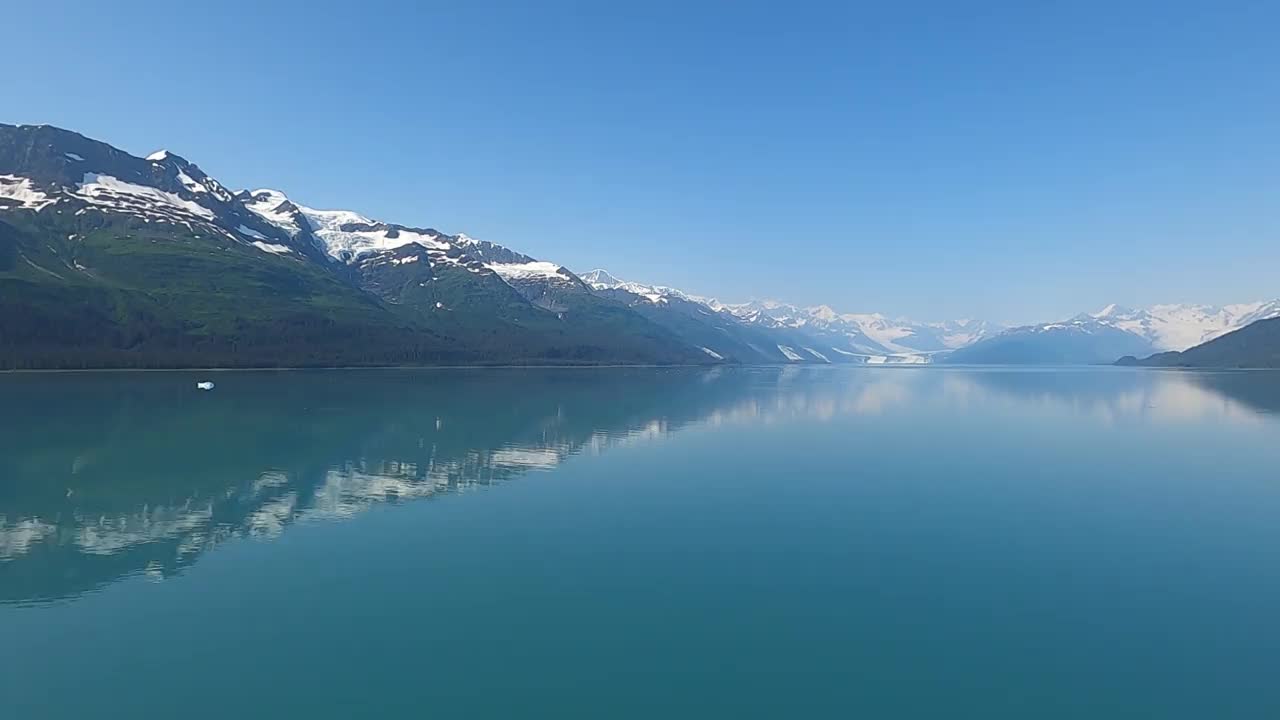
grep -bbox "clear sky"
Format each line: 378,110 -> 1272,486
5,1 -> 1278,323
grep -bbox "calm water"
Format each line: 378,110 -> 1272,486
2,366 -> 1279,717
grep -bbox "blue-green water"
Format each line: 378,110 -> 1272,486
2,366 -> 1279,718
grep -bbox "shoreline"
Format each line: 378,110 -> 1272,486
2,363 -> 1277,374
0,362 -> 730,374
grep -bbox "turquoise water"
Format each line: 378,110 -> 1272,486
2,367 -> 1279,717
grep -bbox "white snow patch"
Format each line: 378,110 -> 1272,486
177,171 -> 206,194
297,203 -> 448,261
146,150 -> 171,162
488,261 -> 568,281
243,189 -> 301,236
426,249 -> 488,274
865,354 -> 930,365
252,241 -> 293,255
803,347 -> 831,363
0,175 -> 56,211
839,312 -> 923,352
76,173 -> 213,220
64,152 -> 85,162
777,345 -> 805,361
1091,301 -> 1280,351
236,224 -> 268,240
829,347 -> 861,357
701,347 -> 724,360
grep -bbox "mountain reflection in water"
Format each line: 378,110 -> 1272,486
1,366 -> 1277,606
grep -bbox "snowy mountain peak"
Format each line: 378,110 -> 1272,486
239,188 -> 455,262
242,189 -> 305,237
298,204 -> 451,262
238,190 -> 544,286
579,268 -> 711,306
244,188 -> 292,211
581,269 -> 624,287
807,305 -> 839,321
145,149 -> 198,168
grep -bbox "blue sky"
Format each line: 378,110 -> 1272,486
5,1 -> 1278,323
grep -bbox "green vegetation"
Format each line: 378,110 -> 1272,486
0,207 -> 701,368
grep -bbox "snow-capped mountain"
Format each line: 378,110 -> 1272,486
240,186 -> 595,312
1090,302 -> 1280,351
945,315 -> 1159,365
722,301 -> 997,355
945,301 -> 1280,365
580,269 -> 721,308
0,123 -> 704,367
582,269 -> 998,363
4,122 -> 1276,369
1122,316 -> 1280,368
0,132 -> 314,259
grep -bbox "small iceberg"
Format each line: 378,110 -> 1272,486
196,381 -> 215,391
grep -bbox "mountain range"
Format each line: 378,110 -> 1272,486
581,269 -> 999,364
1119,317 -> 1280,369
945,302 -> 1280,366
2,122 -> 1276,368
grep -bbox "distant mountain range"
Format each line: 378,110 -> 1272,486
582,269 -> 997,364
2,122 -> 1276,368
1119,317 -> 1280,368
946,302 -> 1280,366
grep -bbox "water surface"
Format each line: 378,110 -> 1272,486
2,367 -> 1279,717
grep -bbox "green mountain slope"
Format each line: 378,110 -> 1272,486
0,208 -> 456,368
0,123 -> 705,368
